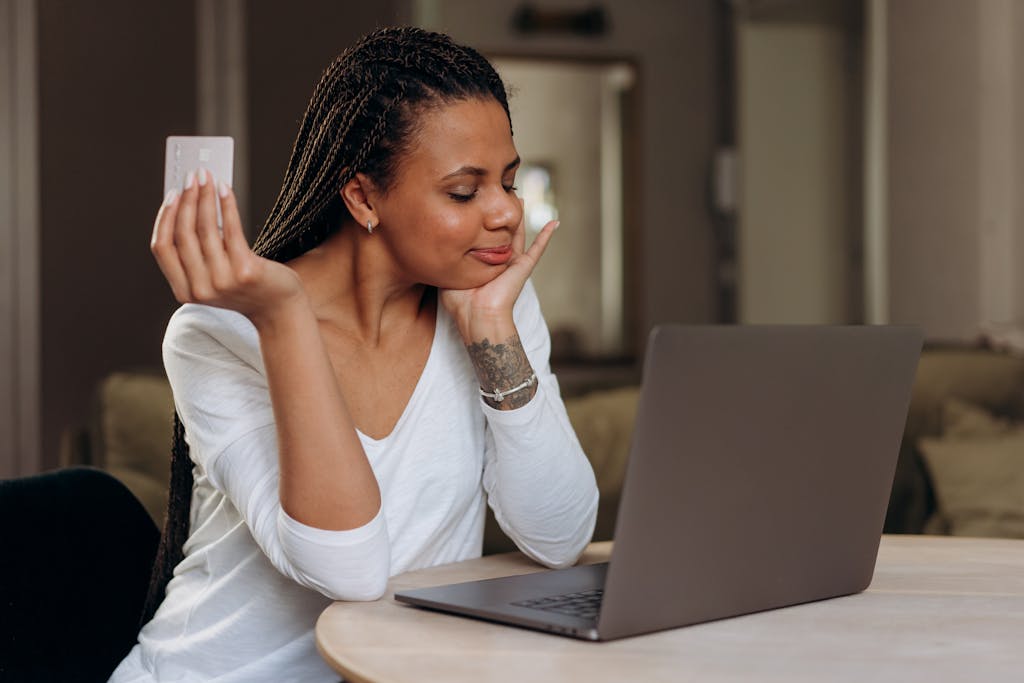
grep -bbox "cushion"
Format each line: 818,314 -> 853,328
918,399 -> 1024,538
564,386 -> 639,501
94,372 -> 176,486
904,350 -> 1024,440
940,396 -> 1015,438
107,464 -> 170,527
564,386 -> 640,542
887,348 -> 1024,534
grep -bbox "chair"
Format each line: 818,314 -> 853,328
0,467 -> 160,683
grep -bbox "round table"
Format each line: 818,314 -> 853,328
316,536 -> 1024,682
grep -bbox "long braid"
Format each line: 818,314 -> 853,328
140,413 -> 190,625
141,26 -> 510,625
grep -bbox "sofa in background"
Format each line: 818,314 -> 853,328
60,345 -> 1024,555
888,345 -> 1024,538
59,370 -> 176,526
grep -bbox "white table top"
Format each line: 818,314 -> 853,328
316,535 -> 1024,682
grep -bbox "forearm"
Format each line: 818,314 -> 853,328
483,381 -> 599,567
253,297 -> 380,531
212,423 -> 389,600
462,313 -> 537,410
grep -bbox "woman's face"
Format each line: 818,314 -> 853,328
371,97 -> 523,290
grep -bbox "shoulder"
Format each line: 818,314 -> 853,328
163,304 -> 263,373
161,305 -> 273,431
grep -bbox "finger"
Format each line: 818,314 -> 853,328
500,219 -> 558,285
194,169 -> 232,286
217,180 -> 252,264
151,188 -> 179,249
523,219 -> 560,263
150,189 -> 192,301
173,170 -> 215,301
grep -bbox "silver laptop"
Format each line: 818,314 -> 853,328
395,325 -> 923,641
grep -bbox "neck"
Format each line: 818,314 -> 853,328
287,223 -> 430,346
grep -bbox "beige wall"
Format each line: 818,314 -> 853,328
419,0 -> 721,352
886,0 -> 1024,340
887,0 -> 980,339
736,0 -> 1024,338
1,0 -> 40,477
737,18 -> 861,324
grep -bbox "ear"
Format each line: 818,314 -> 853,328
339,172 -> 380,228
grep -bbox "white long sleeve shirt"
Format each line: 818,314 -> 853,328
109,281 -> 599,683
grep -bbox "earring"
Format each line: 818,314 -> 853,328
366,219 -> 374,235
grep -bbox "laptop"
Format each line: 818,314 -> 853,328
395,325 -> 923,641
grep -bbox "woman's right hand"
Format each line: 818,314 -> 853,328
151,168 -> 305,327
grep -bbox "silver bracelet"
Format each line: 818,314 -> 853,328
479,373 -> 537,403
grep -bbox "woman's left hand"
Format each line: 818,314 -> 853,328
440,208 -> 559,344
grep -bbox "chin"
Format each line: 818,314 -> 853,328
430,263 -> 509,291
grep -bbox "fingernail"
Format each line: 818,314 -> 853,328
197,168 -> 207,186
163,189 -> 178,206
184,170 -> 195,189
553,221 -> 561,230
218,180 -> 230,198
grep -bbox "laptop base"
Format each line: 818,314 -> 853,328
396,562 -> 606,641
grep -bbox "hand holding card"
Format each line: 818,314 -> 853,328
153,137 -> 305,323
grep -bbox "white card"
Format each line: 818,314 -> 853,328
164,136 -> 234,226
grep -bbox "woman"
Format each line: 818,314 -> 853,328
109,26 -> 598,683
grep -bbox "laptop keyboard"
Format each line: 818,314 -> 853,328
511,588 -> 604,620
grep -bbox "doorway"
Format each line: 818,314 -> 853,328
493,57 -> 636,361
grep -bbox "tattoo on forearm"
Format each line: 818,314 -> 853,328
466,335 -> 537,410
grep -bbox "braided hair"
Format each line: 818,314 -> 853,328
141,26 -> 511,626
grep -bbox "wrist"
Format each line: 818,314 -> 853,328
460,312 -> 516,347
465,332 -> 537,410
479,372 -> 537,405
248,292 -> 314,335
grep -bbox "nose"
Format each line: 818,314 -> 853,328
483,188 -> 521,231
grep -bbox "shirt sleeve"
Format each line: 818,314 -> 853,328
163,304 -> 390,601
481,281 -> 600,569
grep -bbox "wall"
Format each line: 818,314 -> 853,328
737,15 -> 861,324
0,0 -> 40,477
418,0 -> 721,351
735,0 -> 1024,338
246,0 -> 404,236
36,0 -> 198,470
886,0 -> 980,339
32,1 -> 403,471
886,0 -> 1024,340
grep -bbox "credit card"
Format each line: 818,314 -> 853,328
164,136 -> 234,226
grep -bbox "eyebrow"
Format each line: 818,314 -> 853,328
441,156 -> 521,180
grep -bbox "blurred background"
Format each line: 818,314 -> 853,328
3,0 -> 1024,478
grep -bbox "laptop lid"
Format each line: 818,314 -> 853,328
595,325 -> 922,639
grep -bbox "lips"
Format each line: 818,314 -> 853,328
469,245 -> 513,265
